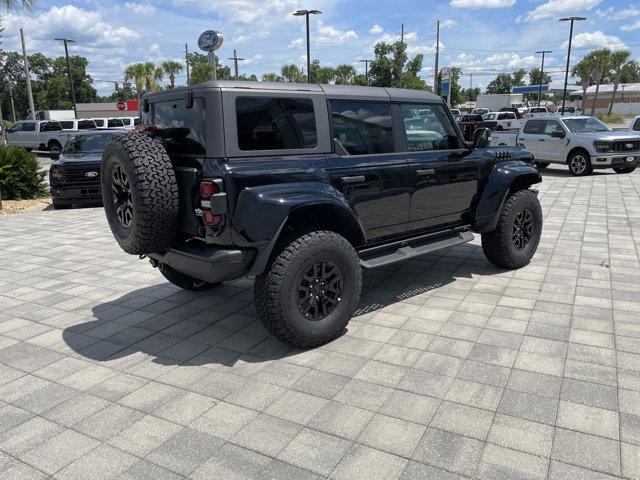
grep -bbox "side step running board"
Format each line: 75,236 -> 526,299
359,231 -> 475,269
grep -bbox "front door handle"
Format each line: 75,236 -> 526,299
341,175 -> 365,184
416,168 -> 436,176
538,138 -> 545,142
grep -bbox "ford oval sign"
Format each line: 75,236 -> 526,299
85,171 -> 98,178
198,30 -> 224,52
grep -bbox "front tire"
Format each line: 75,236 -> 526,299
481,189 -> 542,269
613,166 -> 636,174
48,141 -> 62,155
255,230 -> 361,348
568,150 -> 592,176
159,264 -> 220,291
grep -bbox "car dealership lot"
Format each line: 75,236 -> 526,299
0,166 -> 639,479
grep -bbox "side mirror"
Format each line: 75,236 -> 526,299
50,151 -> 60,161
472,127 -> 491,148
552,130 -> 566,138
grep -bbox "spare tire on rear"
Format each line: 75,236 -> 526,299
101,132 -> 179,255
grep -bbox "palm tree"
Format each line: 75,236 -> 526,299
607,49 -> 631,115
280,64 -> 304,83
335,64 -> 356,85
161,60 -> 183,89
1,0 -> 33,10
572,58 -> 593,98
261,72 -> 281,82
124,63 -> 146,100
581,48 -> 612,116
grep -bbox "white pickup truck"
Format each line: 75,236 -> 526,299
491,115 -> 640,176
5,120 -> 72,154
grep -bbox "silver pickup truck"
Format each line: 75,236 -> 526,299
5,120 -> 73,154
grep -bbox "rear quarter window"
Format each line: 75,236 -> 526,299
147,98 -> 206,155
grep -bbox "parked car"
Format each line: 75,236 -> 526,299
4,120 -> 72,153
49,130 -> 122,209
99,81 -> 542,348
450,108 -> 461,115
58,119 -> 100,131
498,107 -> 523,119
491,115 -> 640,175
522,107 -> 548,119
556,106 -> 580,115
456,113 -> 488,140
472,108 -> 489,116
90,118 -> 109,129
118,117 -> 138,129
628,116 -> 640,132
482,112 -> 523,131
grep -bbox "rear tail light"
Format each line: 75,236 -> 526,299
199,179 -> 226,231
135,124 -> 157,134
202,211 -> 221,226
199,181 -> 219,199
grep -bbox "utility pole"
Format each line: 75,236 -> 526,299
6,79 -> 16,122
358,59 -> 373,85
535,50 -> 552,107
469,73 -> 473,111
401,23 -> 404,44
434,20 -> 440,93
54,38 -> 78,119
228,49 -> 245,81
185,43 -> 190,86
20,28 -> 36,120
559,17 -> 586,115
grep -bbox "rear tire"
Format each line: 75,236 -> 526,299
255,230 -> 361,348
159,265 -> 220,291
48,140 -> 62,154
481,189 -> 542,269
101,132 -> 179,255
613,166 -> 636,174
568,150 -> 593,176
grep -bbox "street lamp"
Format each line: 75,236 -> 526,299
358,59 -> 373,85
535,50 -> 552,107
293,9 -> 321,83
559,16 -> 586,115
54,38 -> 78,119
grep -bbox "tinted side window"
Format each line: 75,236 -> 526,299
108,118 -> 125,127
78,120 -> 96,129
543,120 -> 561,135
236,97 -> 317,151
331,102 -> 393,155
151,97 -> 206,155
524,120 -> 544,134
7,123 -> 22,133
59,121 -> 74,129
22,122 -> 36,132
401,104 -> 459,152
42,122 -> 61,132
633,118 -> 640,132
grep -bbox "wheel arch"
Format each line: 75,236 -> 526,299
47,138 -> 62,149
565,146 -> 590,164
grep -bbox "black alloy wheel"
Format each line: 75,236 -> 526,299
112,164 -> 133,228
297,260 -> 343,320
512,209 -> 534,249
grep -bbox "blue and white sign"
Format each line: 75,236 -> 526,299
198,30 -> 224,52
440,81 -> 450,97
511,85 -> 549,94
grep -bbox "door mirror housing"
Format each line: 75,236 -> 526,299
472,128 -> 491,148
552,130 -> 566,138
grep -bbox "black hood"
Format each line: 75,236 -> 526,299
54,152 -> 103,166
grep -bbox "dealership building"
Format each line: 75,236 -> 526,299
571,83 -> 640,115
36,100 -> 139,120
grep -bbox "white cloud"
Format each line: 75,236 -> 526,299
440,19 -> 458,29
451,0 -> 515,9
561,30 -> 625,48
452,52 -> 541,72
369,24 -> 384,34
288,38 -> 304,48
522,0 -> 601,22
316,21 -> 358,45
622,20 -> 640,30
125,2 -> 156,15
233,30 -> 269,44
597,6 -> 640,19
149,43 -> 161,54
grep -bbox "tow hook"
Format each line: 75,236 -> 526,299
149,258 -> 159,268
139,254 -> 147,260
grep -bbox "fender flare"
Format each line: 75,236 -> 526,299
473,161 -> 541,233
231,182 -> 365,275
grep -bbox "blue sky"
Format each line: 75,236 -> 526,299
2,0 -> 638,95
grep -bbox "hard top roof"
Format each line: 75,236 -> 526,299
150,80 -> 442,104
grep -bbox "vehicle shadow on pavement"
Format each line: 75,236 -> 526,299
539,167 -> 614,178
63,243 -> 504,367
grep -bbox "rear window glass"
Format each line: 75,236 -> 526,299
59,121 -> 74,129
78,120 -> 96,129
524,120 -> 545,134
236,97 -> 317,151
108,118 -> 125,127
149,97 -> 206,155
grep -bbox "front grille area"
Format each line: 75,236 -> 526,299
57,164 -> 101,184
612,140 -> 640,152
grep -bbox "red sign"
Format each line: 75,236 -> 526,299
117,100 -> 126,111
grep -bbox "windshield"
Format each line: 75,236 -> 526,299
562,117 -> 611,133
63,133 -> 114,154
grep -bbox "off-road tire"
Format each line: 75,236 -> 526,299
254,230 -> 361,348
568,150 -> 593,176
481,189 -> 542,269
48,140 -> 62,154
159,264 -> 220,291
535,162 -> 550,169
101,132 -> 178,255
613,166 -> 636,174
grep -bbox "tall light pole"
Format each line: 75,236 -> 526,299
535,50 -> 552,107
559,17 -> 585,115
293,9 -> 321,83
358,59 -> 373,85
55,38 -> 78,119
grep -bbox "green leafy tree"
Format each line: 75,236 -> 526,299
0,146 -> 46,200
370,41 -> 430,91
486,70 -> 525,95
580,48 -> 612,115
620,60 -> 640,83
187,52 -> 230,85
334,64 -> 356,85
310,60 -> 335,84
161,60 -> 183,89
607,49 -> 631,115
529,67 -> 552,87
280,64 -> 304,83
238,73 -> 258,81
261,72 -> 281,82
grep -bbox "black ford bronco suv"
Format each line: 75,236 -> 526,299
101,81 -> 542,348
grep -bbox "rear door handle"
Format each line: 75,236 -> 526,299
341,175 -> 365,184
416,168 -> 436,176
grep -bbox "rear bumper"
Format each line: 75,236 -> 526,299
149,243 -> 256,284
592,154 -> 640,168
